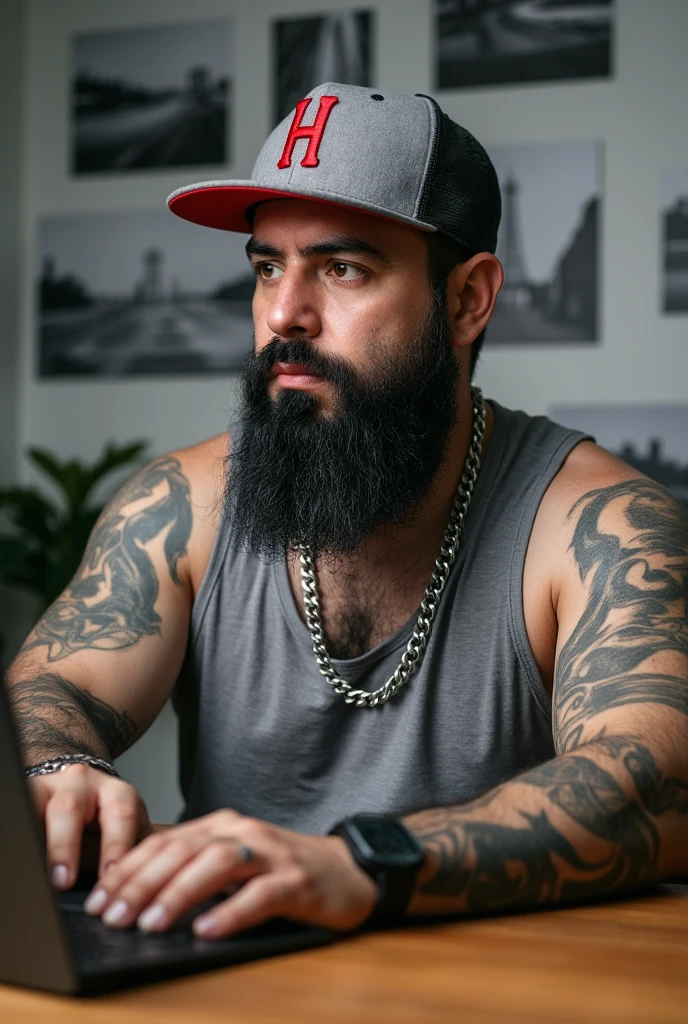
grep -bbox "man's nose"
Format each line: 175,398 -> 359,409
265,272 -> 322,340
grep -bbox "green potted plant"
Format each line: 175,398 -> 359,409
0,440 -> 148,659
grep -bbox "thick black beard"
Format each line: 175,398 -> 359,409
225,290 -> 460,561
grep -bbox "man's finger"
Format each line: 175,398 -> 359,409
44,780 -> 96,889
192,870 -> 301,939
85,831 -> 170,915
92,837 -> 209,928
97,785 -> 145,877
136,838 -> 264,933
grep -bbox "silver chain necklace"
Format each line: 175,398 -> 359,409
298,386 -> 486,708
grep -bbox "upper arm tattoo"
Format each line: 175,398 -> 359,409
554,478 -> 688,753
22,456 -> 193,662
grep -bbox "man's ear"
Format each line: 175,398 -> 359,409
446,254 -> 503,350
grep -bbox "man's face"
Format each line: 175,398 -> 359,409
225,200 -> 460,561
248,200 -> 436,416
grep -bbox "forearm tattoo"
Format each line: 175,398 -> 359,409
7,673 -> 138,763
413,479 -> 688,912
21,456 -> 192,662
554,479 -> 688,753
415,735 -> 688,910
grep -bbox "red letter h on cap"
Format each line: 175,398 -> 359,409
277,95 -> 339,169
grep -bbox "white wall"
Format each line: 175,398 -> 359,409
0,0 -> 23,486
12,0 -> 688,819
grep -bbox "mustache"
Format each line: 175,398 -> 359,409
249,337 -> 356,387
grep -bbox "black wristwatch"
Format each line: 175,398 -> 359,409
329,814 -> 425,927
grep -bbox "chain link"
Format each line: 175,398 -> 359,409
299,386 -> 486,708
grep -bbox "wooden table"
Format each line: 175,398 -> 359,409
1,884 -> 687,1024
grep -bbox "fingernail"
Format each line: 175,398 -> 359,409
102,899 -> 129,926
137,904 -> 167,933
84,888 -> 108,915
51,864 -> 70,889
193,914 -> 219,938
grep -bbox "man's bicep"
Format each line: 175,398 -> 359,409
7,452 -> 196,750
551,474 -> 688,757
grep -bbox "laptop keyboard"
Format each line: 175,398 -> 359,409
63,904 -> 211,969
58,893 -> 328,976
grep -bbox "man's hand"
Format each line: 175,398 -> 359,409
83,810 -> 378,938
29,765 -> 154,890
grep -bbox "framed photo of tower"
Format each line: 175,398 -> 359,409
273,11 -> 373,126
36,211 -> 254,377
550,405 -> 688,509
662,168 -> 688,313
71,20 -> 232,174
486,139 -> 602,346
434,0 -> 614,91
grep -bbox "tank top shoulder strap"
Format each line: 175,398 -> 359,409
488,401 -> 593,716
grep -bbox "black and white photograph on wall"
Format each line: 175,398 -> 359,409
274,11 -> 373,125
486,139 -> 601,345
662,168 -> 688,313
435,0 -> 614,91
71,21 -> 231,174
550,406 -> 688,508
37,212 -> 254,377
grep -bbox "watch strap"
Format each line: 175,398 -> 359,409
330,815 -> 424,927
364,865 -> 417,927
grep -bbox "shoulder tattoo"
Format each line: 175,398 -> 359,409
22,456 -> 193,662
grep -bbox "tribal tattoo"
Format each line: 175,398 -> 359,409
410,478 -> 688,912
21,456 -> 192,662
7,672 -> 138,763
414,734 -> 688,910
553,478 -> 688,753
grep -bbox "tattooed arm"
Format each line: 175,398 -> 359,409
5,441 -> 222,766
403,469 -> 688,917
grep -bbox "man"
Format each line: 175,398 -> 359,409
6,84 -> 688,940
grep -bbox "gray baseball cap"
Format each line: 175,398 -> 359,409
167,82 -> 501,254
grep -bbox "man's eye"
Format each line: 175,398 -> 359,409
331,262 -> 363,281
258,263 -> 283,280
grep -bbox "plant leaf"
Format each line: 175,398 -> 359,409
27,448 -> 68,491
83,440 -> 148,502
0,486 -> 58,541
0,536 -> 32,575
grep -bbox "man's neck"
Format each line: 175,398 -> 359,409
285,393 -> 494,657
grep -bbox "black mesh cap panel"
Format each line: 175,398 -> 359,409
415,95 -> 501,254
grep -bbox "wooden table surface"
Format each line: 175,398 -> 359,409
1,884 -> 687,1024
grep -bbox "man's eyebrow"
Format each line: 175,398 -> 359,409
245,234 -> 394,266
245,238 -> 283,261
297,235 -> 394,265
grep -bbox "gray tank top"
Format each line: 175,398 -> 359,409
173,400 -> 590,833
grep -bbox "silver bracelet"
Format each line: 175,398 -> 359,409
25,754 -> 121,780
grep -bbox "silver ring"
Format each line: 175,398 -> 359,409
237,844 -> 253,864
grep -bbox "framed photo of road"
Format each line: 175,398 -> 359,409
36,211 -> 254,377
71,20 -> 232,174
434,0 -> 615,91
273,11 -> 373,126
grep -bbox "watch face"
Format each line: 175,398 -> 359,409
351,818 -> 423,867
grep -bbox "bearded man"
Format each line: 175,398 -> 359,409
6,84 -> 688,940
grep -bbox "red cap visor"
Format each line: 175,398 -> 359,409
168,185 -> 436,234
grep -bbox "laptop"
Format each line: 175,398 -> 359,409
0,684 -> 334,995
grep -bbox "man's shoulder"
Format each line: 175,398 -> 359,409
531,436 -> 682,612
548,437 -> 645,504
167,432 -> 229,596
170,432 -> 228,499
